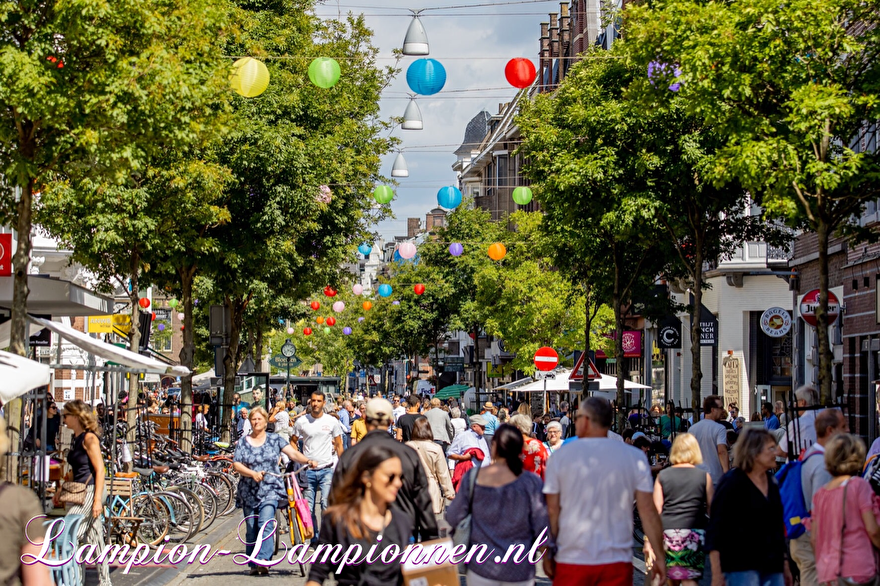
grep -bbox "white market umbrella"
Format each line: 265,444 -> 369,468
0,349 -> 51,403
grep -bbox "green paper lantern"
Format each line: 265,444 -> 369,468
168,299 -> 179,309
373,185 -> 394,204
512,186 -> 533,206
323,326 -> 331,334
309,58 -> 341,89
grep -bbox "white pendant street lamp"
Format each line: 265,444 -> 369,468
402,12 -> 429,56
391,153 -> 409,177
402,98 -> 423,130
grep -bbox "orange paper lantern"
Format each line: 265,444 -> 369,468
362,301 -> 373,311
316,316 -> 325,324
488,242 -> 507,261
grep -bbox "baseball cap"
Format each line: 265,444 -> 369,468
365,398 -> 394,425
470,414 -> 488,427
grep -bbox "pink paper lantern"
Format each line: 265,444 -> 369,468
398,241 -> 417,260
332,301 -> 345,312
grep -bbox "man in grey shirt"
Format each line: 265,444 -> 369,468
424,397 -> 455,455
790,408 -> 848,586
688,395 -> 729,485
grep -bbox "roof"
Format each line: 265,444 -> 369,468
454,111 -> 491,158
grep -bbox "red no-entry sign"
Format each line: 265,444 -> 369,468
534,346 -> 559,371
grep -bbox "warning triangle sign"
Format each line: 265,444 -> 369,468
570,352 -> 601,382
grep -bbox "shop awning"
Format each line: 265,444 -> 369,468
435,384 -> 469,399
29,316 -> 190,377
0,275 -> 113,316
0,349 -> 51,403
492,377 -> 532,391
514,370 -> 651,393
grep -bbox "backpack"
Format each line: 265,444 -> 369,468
775,451 -> 822,539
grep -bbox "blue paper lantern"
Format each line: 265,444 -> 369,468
406,59 -> 446,96
449,242 -> 464,257
358,243 -> 372,256
378,284 -> 393,297
437,186 -> 462,209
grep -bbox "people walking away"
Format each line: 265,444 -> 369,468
660,401 -> 683,440
763,401 -> 781,431
543,397 -> 666,586
652,433 -> 713,586
510,413 -> 549,479
291,390 -> 344,542
449,414 -> 491,490
688,395 -> 729,486
233,406 -> 315,575
481,402 -> 499,446
450,407 -> 467,437
779,385 -> 819,459
54,400 -> 112,586
544,421 -> 564,455
706,429 -> 792,586
424,397 -> 455,455
338,400 -> 353,449
332,398 -> 438,541
781,409 -> 847,586
405,417 -> 455,524
307,445 -> 410,586
395,394 -> 422,442
811,433 -> 880,586
448,424 -> 549,586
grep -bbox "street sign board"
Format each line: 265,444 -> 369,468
534,346 -> 559,371
760,307 -> 792,337
799,289 -> 840,327
569,351 -> 602,381
658,315 -> 682,349
269,354 -> 302,370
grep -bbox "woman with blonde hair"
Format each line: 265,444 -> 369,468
54,399 -> 111,586
652,433 -> 714,586
233,406 -> 316,575
811,433 -> 880,585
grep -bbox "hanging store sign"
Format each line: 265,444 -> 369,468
760,307 -> 792,337
87,314 -> 131,334
799,289 -> 840,327
722,355 -> 741,409
658,315 -> 682,349
0,233 -> 11,277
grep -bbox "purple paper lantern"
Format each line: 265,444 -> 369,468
343,327 -> 352,335
449,242 -> 464,257
647,61 -> 681,92
158,324 -> 165,331
358,317 -> 365,323
392,300 -> 400,305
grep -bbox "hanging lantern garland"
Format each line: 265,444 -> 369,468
230,57 -> 270,98
352,284 -> 364,295
358,243 -> 372,257
138,298 -> 150,309
332,301 -> 345,312
378,284 -> 393,298
449,242 -> 464,257
398,242 -> 417,260
414,284 -> 426,295
324,286 -> 337,297
373,186 -> 394,205
437,186 -> 462,209
326,317 -> 336,327
309,57 -> 341,88
311,301 -> 321,311
343,327 -> 353,335
168,299 -> 179,309
362,301 -> 373,311
316,316 -> 325,324
286,327 -> 295,335
304,327 -> 313,336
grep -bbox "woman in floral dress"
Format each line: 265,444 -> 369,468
652,433 -> 713,586
509,414 -> 549,480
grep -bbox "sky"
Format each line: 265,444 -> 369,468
311,0 -> 560,241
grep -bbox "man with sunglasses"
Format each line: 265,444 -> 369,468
331,398 -> 438,541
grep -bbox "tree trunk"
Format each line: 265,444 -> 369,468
583,283 -> 593,360
10,180 -> 33,356
255,328 -> 264,372
815,220 -> 833,405
126,260 -> 141,454
613,248 -> 626,432
690,246 -> 705,417
221,295 -> 247,442
178,266 -> 196,453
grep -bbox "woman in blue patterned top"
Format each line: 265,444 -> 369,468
233,406 -> 316,575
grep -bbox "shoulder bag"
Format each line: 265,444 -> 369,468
836,479 -> 880,586
452,466 -> 479,549
58,472 -> 92,506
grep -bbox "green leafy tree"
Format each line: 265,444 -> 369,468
626,0 -> 880,403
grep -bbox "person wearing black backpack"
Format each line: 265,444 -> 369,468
787,409 -> 847,586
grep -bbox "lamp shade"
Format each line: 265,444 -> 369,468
437,186 -> 462,209
512,186 -> 533,205
398,242 -> 417,259
230,57 -> 270,98
373,185 -> 394,204
308,57 -> 341,88
406,59 -> 446,95
391,153 -> 409,177
402,16 -> 429,56
401,99 -> 423,130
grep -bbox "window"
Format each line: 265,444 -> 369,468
496,155 -> 509,187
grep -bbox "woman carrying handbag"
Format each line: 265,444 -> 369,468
53,400 -> 111,586
812,434 -> 880,586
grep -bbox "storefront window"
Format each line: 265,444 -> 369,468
771,332 -> 793,379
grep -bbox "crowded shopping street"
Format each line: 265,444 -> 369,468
3,0 -> 880,585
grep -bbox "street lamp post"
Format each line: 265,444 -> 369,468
281,339 -> 296,401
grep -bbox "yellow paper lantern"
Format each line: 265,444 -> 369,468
230,57 -> 270,98
488,242 -> 507,261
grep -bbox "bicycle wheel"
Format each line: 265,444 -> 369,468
190,483 -> 219,532
205,473 -> 235,516
157,491 -> 198,543
131,494 -> 171,546
274,507 -> 288,556
165,486 -> 204,536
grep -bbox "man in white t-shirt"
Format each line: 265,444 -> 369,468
688,395 -> 729,486
778,385 -> 820,459
291,390 -> 343,542
543,397 -> 665,586
392,395 -> 406,423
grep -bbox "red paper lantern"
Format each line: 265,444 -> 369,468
304,327 -> 313,336
505,58 -> 537,89
180,325 -> 185,331
138,297 -> 150,309
324,286 -> 337,297
310,301 -> 321,311
413,284 -> 426,295
326,317 -> 336,327
151,312 -> 156,321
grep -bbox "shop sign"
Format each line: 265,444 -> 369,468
622,331 -> 642,357
722,355 -> 741,409
0,233 -> 11,277
760,307 -> 792,337
658,315 -> 682,349
88,314 -> 131,333
799,289 -> 840,327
